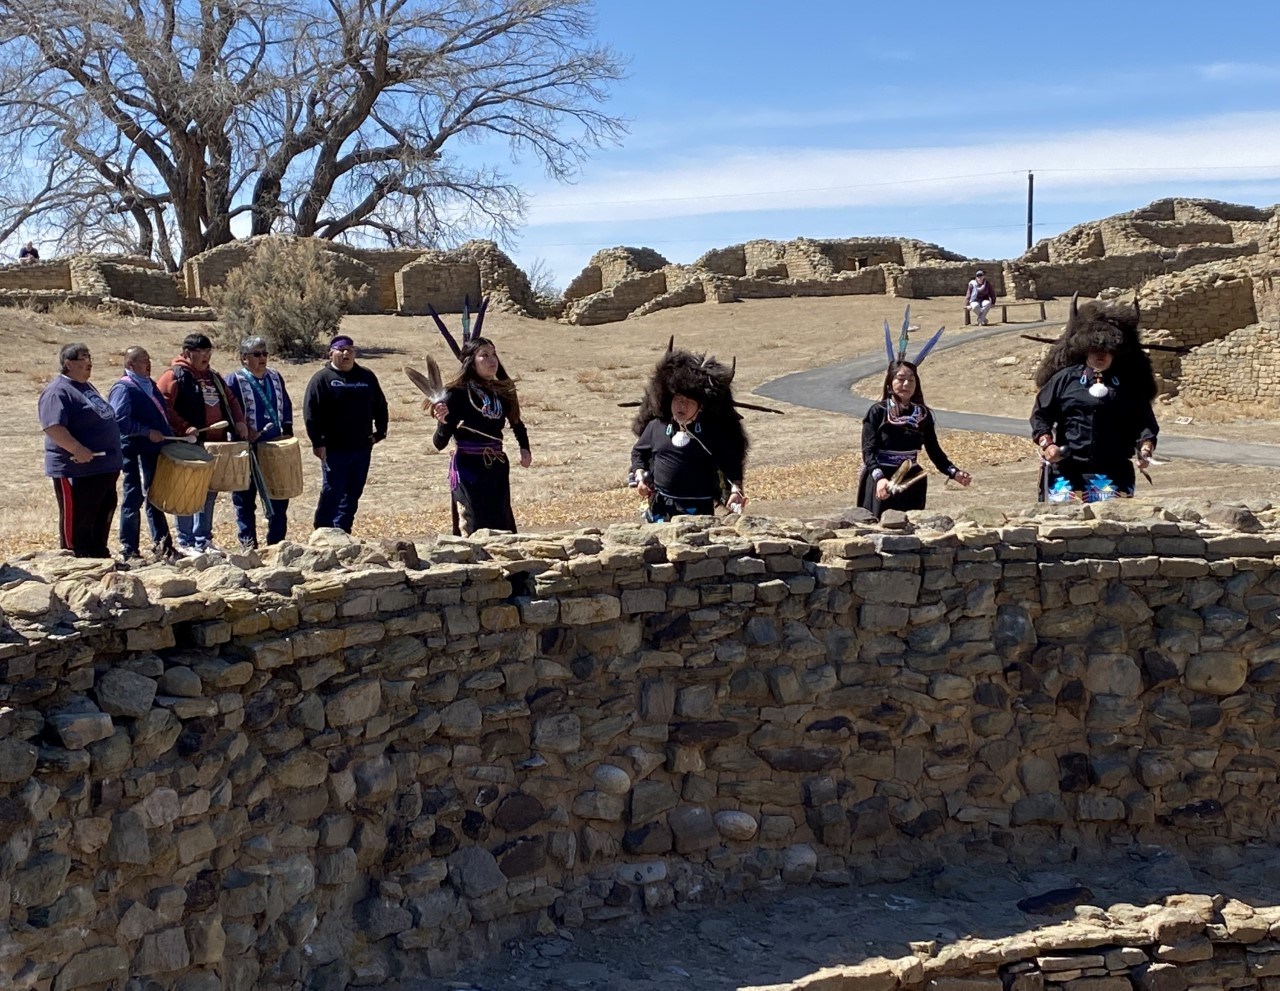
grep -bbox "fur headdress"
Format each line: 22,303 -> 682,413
632,341 -> 749,457
1034,293 -> 1156,401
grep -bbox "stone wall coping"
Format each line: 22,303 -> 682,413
3,507 -> 1279,652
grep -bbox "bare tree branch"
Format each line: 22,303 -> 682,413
0,0 -> 625,266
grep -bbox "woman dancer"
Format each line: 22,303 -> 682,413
1030,294 -> 1158,499
857,309 -> 971,518
420,298 -> 531,535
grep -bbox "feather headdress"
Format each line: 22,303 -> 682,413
405,294 -> 501,402
884,305 -> 945,367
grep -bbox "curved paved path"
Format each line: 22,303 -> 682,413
755,320 -> 1280,468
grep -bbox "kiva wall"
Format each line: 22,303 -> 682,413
2,512 -> 1280,988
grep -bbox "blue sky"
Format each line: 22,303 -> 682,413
505,0 -> 1280,287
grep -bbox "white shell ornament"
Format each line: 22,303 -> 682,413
1088,382 -> 1110,398
672,430 -> 691,448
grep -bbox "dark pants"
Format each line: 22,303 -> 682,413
232,486 -> 289,547
53,472 -> 119,558
313,446 -> 371,533
645,491 -> 716,523
119,448 -> 172,555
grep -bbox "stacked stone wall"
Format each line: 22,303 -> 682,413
694,245 -> 747,277
3,512 -> 1280,987
744,240 -> 792,279
1124,221 -> 1235,248
99,262 -> 188,307
327,246 -> 424,312
562,271 -> 667,324
767,903 -> 1280,991
1024,255 -> 1169,298
0,261 -> 71,291
394,253 -> 482,315
899,262 -> 1005,299
1180,322 -> 1280,407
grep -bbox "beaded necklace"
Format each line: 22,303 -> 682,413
884,398 -> 927,428
468,381 -> 503,420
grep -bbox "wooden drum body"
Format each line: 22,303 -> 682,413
256,437 -> 304,500
150,444 -> 216,515
206,441 -> 251,492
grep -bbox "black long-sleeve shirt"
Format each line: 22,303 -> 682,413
1030,364 -> 1158,465
630,418 -> 744,500
431,383 -> 529,452
861,401 -> 956,480
303,363 -> 388,451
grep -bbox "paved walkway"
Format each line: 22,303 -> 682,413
754,320 -> 1280,468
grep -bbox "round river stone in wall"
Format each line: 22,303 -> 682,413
713,810 -> 758,841
592,764 -> 631,796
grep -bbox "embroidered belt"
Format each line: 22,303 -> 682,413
449,440 -> 506,491
879,449 -> 918,467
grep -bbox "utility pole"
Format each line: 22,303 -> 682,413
1026,171 -> 1035,251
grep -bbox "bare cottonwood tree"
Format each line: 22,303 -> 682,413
0,0 -> 624,269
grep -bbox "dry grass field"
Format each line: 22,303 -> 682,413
2,294 -> 1277,559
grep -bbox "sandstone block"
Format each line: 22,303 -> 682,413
325,680 -> 381,728
96,668 -> 158,717
54,946 -> 130,991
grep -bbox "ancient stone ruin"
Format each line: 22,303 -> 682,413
4,503 -> 1280,988
1,197 -> 1279,405
0,238 -> 539,321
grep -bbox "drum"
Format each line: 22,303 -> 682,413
256,436 -> 304,500
150,444 -> 216,515
205,441 -> 251,492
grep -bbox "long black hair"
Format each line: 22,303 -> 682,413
881,359 -> 927,408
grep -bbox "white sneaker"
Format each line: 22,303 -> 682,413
177,544 -> 203,559
202,544 -> 227,558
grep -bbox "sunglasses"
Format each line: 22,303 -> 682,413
247,351 -> 269,358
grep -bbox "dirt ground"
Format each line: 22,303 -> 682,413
2,294 -> 1277,559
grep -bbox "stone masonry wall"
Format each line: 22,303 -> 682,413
771,897 -> 1280,991
0,260 -> 72,291
99,263 -> 189,308
4,510 -> 1280,988
394,253 -> 482,315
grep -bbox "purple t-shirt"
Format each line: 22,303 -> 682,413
38,375 -> 123,478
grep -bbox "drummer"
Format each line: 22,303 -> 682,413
38,343 -> 123,557
108,346 -> 175,561
156,333 -> 248,557
225,336 -> 294,549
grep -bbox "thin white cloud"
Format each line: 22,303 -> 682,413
525,112 -> 1280,226
1196,62 -> 1280,82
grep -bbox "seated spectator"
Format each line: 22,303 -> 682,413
18,241 -> 39,265
966,269 -> 996,326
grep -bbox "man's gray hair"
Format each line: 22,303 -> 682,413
239,336 -> 268,358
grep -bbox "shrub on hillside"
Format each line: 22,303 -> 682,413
209,239 -> 359,359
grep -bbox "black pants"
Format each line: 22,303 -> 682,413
53,472 -> 119,558
314,446 -> 371,533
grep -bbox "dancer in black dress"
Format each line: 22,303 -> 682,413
1030,294 -> 1158,500
412,298 -> 531,535
629,345 -> 748,521
856,309 -> 971,518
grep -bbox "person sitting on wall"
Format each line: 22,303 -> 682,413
18,241 -> 39,265
966,269 -> 996,326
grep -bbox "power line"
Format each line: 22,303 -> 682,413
531,164 -> 1280,210
519,219 -> 1112,249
